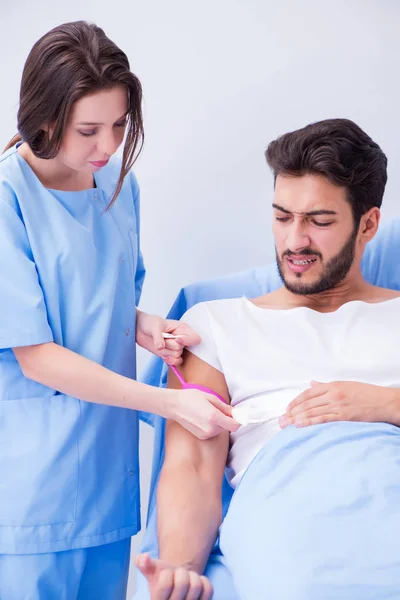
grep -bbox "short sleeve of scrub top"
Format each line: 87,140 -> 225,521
0,183 -> 53,350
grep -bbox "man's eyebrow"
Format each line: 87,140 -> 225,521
272,203 -> 337,216
77,111 -> 129,126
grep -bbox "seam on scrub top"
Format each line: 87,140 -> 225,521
74,399 -> 82,521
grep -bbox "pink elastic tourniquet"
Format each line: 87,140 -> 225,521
170,365 -> 227,404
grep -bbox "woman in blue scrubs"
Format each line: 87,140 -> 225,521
0,21 -> 237,599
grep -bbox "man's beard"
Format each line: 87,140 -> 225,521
276,228 -> 358,295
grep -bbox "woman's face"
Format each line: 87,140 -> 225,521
56,85 -> 129,174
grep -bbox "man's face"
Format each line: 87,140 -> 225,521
273,174 -> 359,295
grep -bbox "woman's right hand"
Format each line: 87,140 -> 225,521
166,388 -> 240,439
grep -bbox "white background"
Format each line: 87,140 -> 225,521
1,1 -> 400,595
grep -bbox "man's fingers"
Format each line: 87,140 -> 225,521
297,405 -> 338,424
135,553 -> 156,577
295,414 -> 340,428
155,568 -> 174,600
281,404 -> 334,428
185,571 -> 206,600
168,567 -> 190,600
199,577 -> 213,600
286,388 -> 314,411
135,555 -> 174,600
288,397 -> 330,418
287,386 -> 327,412
136,555 -> 212,600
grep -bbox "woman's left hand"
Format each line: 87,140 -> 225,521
136,310 -> 201,365
279,380 -> 400,429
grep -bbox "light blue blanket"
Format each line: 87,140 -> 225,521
220,421 -> 400,599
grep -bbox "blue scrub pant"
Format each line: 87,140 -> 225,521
0,537 -> 131,600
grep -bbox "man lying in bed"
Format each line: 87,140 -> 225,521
137,118 -> 400,600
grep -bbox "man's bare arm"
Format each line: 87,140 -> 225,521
156,349 -> 230,573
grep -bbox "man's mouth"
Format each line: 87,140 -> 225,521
289,258 -> 317,265
286,256 -> 318,273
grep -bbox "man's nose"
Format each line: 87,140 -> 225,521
285,222 -> 311,253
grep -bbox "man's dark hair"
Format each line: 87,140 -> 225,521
265,118 -> 388,224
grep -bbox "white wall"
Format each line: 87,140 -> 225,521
1,0 -> 400,596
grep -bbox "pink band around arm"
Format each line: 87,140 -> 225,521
169,365 -> 227,404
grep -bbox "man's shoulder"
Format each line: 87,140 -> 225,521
182,298 -> 244,321
184,297 -> 245,317
365,286 -> 400,302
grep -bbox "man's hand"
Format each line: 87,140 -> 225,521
136,553 -> 213,600
279,381 -> 400,429
136,311 -> 201,366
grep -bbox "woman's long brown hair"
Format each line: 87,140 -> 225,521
4,21 -> 144,208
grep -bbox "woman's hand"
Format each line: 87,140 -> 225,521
136,311 -> 200,366
165,388 -> 240,439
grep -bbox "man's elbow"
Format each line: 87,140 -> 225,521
160,453 -> 224,499
161,455 -> 205,480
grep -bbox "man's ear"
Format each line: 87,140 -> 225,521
359,207 -> 380,244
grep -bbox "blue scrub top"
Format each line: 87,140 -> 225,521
0,146 -> 146,553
